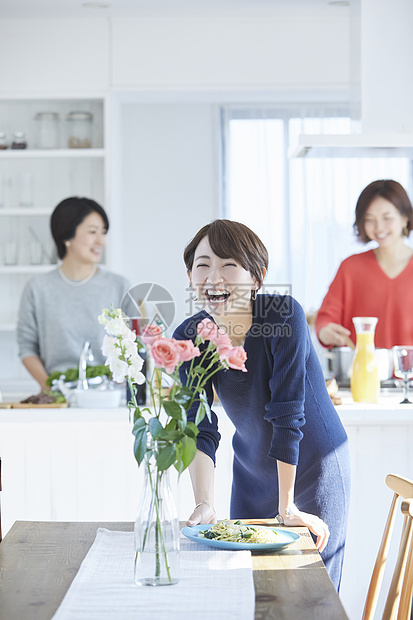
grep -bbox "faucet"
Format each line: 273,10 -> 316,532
78,341 -> 94,390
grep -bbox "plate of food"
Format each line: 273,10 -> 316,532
181,521 -> 300,551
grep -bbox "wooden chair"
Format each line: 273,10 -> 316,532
362,473 -> 413,620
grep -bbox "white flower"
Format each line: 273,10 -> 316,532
101,334 -> 119,357
129,352 -> 144,371
121,332 -> 139,358
125,352 -> 145,384
98,312 -> 110,326
108,356 -> 129,383
127,366 -> 145,385
105,317 -> 129,338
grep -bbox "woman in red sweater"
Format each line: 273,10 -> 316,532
316,180 -> 413,349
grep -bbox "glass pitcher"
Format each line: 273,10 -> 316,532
350,317 -> 380,403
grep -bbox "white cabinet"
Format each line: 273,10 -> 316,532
0,97 -> 106,388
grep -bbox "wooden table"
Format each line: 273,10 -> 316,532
0,521 -> 348,620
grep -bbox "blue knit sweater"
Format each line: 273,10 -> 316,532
174,294 -> 349,520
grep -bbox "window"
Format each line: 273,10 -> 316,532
222,105 -> 412,312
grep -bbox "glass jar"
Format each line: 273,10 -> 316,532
34,112 -> 59,149
11,131 -> 27,149
0,132 -> 7,150
66,111 -> 93,148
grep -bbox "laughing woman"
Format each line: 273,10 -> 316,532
173,219 -> 350,590
17,196 -> 129,391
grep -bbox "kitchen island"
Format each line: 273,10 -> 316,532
0,392 -> 412,619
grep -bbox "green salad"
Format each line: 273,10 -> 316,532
46,364 -> 112,387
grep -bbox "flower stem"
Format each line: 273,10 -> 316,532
143,449 -> 173,583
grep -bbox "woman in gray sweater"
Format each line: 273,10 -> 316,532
17,197 -> 129,391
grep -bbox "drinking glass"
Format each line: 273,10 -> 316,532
30,241 -> 42,265
19,171 -> 34,207
4,241 -> 17,265
392,346 -> 413,404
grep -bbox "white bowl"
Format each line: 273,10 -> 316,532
74,388 -> 122,409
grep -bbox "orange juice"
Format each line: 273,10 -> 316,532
350,331 -> 380,403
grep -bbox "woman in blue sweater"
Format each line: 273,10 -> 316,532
173,219 -> 350,590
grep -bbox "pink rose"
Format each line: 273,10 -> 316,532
141,324 -> 163,345
197,318 -> 218,341
214,330 -> 233,356
226,346 -> 248,372
151,338 -> 181,374
173,339 -> 201,362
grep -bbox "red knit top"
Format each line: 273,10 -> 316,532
315,249 -> 413,349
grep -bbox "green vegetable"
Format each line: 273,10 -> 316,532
50,391 -> 67,403
46,364 -> 111,387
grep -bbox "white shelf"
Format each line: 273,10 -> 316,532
0,323 -> 16,332
0,149 -> 105,159
0,208 -> 51,216
0,265 -> 55,274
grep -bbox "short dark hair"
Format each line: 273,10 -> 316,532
184,219 -> 269,288
354,180 -> 413,243
50,197 -> 109,259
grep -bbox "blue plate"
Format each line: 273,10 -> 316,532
181,524 -> 300,551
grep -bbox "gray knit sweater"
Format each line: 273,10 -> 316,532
17,268 -> 129,373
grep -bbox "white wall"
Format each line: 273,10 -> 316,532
115,102 -> 221,336
111,8 -> 349,90
0,19 -> 110,93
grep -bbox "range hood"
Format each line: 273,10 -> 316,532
291,134 -> 413,159
292,0 -> 413,158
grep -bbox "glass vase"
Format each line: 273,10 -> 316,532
134,441 -> 180,586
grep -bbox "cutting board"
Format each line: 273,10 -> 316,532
0,402 -> 69,409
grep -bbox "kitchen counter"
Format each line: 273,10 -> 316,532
0,395 -> 412,620
336,389 -> 413,422
333,389 -> 413,620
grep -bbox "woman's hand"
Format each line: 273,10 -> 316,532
318,323 -> 352,348
282,509 -> 330,553
186,502 -> 217,526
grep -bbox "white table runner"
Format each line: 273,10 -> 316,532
52,529 -> 255,620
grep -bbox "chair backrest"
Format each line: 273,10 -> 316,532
362,473 -> 413,620
395,499 -> 413,620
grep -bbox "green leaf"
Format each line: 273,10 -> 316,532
199,390 -> 212,423
132,417 -> 146,436
163,400 -> 185,421
133,408 -> 143,424
148,417 -> 163,438
195,401 -> 206,426
173,386 -> 193,406
164,419 -> 177,431
159,428 -> 183,442
177,417 -> 187,433
192,365 -> 207,376
132,418 -> 147,465
156,444 -> 177,471
174,443 -> 185,476
184,421 -> 199,439
180,435 -> 197,470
